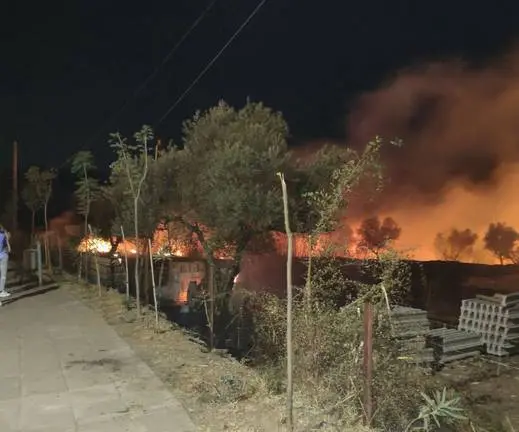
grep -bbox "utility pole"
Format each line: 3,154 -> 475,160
12,141 -> 18,232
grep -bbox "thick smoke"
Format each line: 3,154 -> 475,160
338,47 -> 519,262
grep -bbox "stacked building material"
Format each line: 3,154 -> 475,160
458,293 -> 519,356
426,327 -> 483,366
391,306 -> 434,364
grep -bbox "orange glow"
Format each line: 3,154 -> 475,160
76,224 -> 200,258
78,237 -> 112,254
347,164 -> 519,265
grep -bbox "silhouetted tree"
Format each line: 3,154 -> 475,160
24,166 -> 56,234
70,150 -> 100,238
108,125 -> 154,315
21,181 -> 41,236
434,228 -> 478,261
357,216 -> 401,257
483,222 -> 519,265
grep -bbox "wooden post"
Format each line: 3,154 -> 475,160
57,234 -> 63,273
12,141 -> 18,233
148,239 -> 159,328
121,226 -> 130,301
363,300 -> 374,426
36,241 -> 43,286
207,262 -> 215,351
88,225 -> 102,295
278,172 -> 293,431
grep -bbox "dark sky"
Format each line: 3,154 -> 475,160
2,0 -> 519,170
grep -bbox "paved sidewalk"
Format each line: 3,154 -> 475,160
0,288 -> 197,432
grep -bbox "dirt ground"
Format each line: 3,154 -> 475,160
437,356 -> 519,431
61,278 -> 519,432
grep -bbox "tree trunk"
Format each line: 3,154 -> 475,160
148,239 -> 159,328
88,224 -> 102,296
207,261 -> 215,351
83,163 -> 90,239
143,240 -> 150,307
157,259 -> 165,306
305,233 -> 314,311
44,202 -> 48,233
121,226 -> 130,302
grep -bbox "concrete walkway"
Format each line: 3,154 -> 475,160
0,288 -> 197,432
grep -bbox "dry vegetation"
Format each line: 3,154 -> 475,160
62,277 -> 371,431
59,267 -> 498,432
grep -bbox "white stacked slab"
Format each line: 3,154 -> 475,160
458,293 -> 519,356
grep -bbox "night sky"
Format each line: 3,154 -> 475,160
2,0 -> 519,170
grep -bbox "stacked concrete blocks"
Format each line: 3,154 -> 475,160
458,293 -> 519,357
391,306 -> 434,365
426,327 -> 483,366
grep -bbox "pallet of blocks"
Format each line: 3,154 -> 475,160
391,306 -> 434,365
458,292 -> 519,357
426,328 -> 483,367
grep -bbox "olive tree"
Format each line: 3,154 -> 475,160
156,101 -> 289,347
484,222 -> 519,265
434,228 -> 478,261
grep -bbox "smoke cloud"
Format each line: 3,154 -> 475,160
330,47 -> 519,262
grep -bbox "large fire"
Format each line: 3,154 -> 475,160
66,46 -> 519,267
298,47 -> 519,266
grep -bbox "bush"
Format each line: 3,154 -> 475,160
242,252 -> 469,430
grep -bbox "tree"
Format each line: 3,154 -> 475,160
155,101 -> 289,347
21,180 -> 41,236
70,151 -> 100,237
164,101 -> 288,279
357,215 -> 401,257
434,228 -> 478,261
24,166 -> 56,234
483,222 -> 519,265
109,125 -> 154,316
293,138 -> 385,306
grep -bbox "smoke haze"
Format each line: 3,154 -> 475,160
333,47 -> 519,262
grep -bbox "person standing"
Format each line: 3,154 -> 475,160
0,224 -> 12,298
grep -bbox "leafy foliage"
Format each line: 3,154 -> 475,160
178,101 -> 288,249
23,166 -> 56,231
107,126 -> 159,239
483,222 -> 519,265
151,101 -> 291,285
405,387 -> 467,431
297,137 -> 386,234
70,150 -> 100,234
434,228 -> 478,261
357,215 -> 402,257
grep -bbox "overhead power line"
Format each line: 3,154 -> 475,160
114,0 -> 219,122
155,0 -> 268,127
69,0 -> 219,165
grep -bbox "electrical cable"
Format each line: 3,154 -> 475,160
62,0 -> 219,167
154,0 -> 268,127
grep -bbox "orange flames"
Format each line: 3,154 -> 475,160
78,230 -> 194,258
